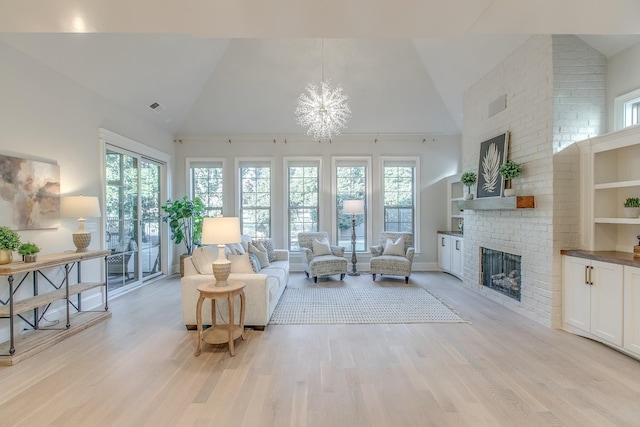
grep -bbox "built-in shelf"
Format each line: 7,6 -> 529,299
457,196 -> 535,211
595,180 -> 640,190
595,217 -> 640,224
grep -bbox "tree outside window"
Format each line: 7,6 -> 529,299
336,165 -> 366,251
288,165 -> 319,250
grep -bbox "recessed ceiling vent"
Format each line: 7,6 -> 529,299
149,102 -> 166,113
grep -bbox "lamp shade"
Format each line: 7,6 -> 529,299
343,200 -> 364,215
60,195 -> 101,218
201,217 -> 241,245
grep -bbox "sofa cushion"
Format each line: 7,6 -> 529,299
254,238 -> 277,262
248,252 -> 261,272
383,236 -> 405,256
249,242 -> 271,267
312,237 -> 332,256
191,246 -> 217,274
228,252 -> 254,273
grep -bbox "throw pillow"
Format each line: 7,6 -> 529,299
257,238 -> 277,262
191,246 -> 217,274
312,237 -> 332,256
227,252 -> 255,274
248,242 -> 271,267
248,253 -> 261,272
226,242 -> 245,255
382,237 -> 405,256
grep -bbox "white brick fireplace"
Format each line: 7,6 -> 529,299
461,35 -> 606,327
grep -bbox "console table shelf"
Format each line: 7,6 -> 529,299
0,249 -> 111,365
457,195 -> 535,211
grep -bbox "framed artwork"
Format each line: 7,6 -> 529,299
0,154 -> 60,230
476,132 -> 509,199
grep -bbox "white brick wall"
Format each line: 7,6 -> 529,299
461,35 -> 605,328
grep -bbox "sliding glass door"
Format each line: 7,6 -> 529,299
105,147 -> 163,292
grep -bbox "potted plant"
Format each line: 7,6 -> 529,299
499,160 -> 523,197
623,197 -> 640,218
460,172 -> 477,200
18,242 -> 40,263
162,196 -> 205,276
0,226 -> 21,265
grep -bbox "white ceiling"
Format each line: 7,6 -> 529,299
1,0 -> 640,137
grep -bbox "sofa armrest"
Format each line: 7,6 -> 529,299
183,256 -> 199,276
406,247 -> 415,262
300,247 -> 313,263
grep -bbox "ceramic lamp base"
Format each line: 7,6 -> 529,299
212,244 -> 231,286
72,231 -> 91,252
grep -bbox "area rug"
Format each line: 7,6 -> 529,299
269,286 -> 468,325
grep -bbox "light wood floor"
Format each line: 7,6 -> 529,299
1,272 -> 639,427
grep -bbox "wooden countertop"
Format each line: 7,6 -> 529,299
437,231 -> 463,237
560,249 -> 640,268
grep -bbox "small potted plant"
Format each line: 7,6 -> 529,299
461,172 -> 477,200
18,242 -> 40,263
623,197 -> 640,218
0,226 -> 21,265
499,160 -> 523,197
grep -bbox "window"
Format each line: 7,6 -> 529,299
614,88 -> 640,130
383,160 -> 416,233
189,159 -> 224,218
286,159 -> 320,251
334,158 -> 370,251
238,160 -> 272,238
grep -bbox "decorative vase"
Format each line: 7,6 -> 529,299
23,254 -> 38,263
0,250 -> 13,265
624,207 -> 640,218
464,193 -> 474,200
504,188 -> 516,197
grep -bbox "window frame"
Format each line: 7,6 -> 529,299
284,157 -> 322,251
614,87 -> 640,131
187,157 -> 226,218
380,156 -> 420,252
235,157 -> 274,239
331,156 -> 372,252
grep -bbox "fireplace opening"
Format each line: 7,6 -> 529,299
480,247 -> 521,301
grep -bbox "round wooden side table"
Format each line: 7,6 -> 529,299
194,279 -> 246,357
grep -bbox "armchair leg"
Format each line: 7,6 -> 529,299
340,274 -> 345,280
305,271 -> 309,278
372,274 -> 376,281
405,276 -> 409,284
313,276 -> 318,283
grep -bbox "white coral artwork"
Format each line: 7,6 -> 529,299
481,142 -> 500,193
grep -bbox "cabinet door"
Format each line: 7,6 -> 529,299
624,266 -> 640,356
590,260 -> 623,346
563,256 -> 591,332
450,237 -> 463,277
437,234 -> 451,272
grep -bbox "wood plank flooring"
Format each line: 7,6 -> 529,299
0,272 -> 639,426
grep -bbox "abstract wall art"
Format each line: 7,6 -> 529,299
0,154 -> 60,229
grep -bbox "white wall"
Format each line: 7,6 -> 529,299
0,41 -> 175,343
173,134 -> 461,270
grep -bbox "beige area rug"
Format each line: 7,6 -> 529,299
269,285 -> 468,325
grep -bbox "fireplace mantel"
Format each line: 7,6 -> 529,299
457,196 -> 535,211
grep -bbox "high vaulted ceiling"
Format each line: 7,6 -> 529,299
1,0 -> 640,137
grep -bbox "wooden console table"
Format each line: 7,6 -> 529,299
0,250 -> 111,365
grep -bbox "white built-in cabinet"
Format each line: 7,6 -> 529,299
563,256 -> 623,347
438,233 -> 463,279
624,265 -> 640,356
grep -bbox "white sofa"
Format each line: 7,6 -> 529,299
181,239 -> 289,330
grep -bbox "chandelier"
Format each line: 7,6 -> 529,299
295,40 -> 351,141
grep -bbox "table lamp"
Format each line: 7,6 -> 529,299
201,217 -> 241,286
343,199 -> 364,276
60,195 -> 101,252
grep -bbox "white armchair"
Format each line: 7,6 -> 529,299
370,232 -> 414,283
298,232 -> 348,283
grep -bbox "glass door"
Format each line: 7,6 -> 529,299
105,148 -> 164,292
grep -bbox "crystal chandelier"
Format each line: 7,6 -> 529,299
295,40 -> 351,141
